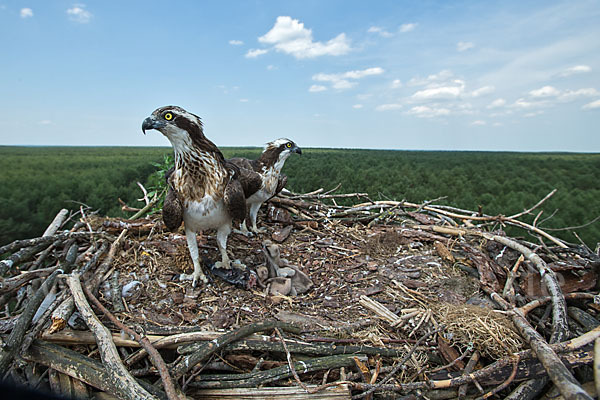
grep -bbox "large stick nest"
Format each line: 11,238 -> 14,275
1,187 -> 599,399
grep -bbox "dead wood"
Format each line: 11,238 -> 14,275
81,283 -> 180,400
49,232 -> 123,334
191,385 -> 351,399
0,231 -> 96,257
170,320 -> 301,380
43,209 -> 70,237
67,273 -> 158,400
22,340 -> 167,400
0,243 -> 77,373
189,354 -> 364,389
181,338 -> 411,358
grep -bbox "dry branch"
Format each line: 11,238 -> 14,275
0,243 -> 78,373
67,274 -> 158,400
81,284 -> 180,400
171,320 -> 301,380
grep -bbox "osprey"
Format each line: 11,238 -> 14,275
229,138 -> 301,235
142,106 -> 246,286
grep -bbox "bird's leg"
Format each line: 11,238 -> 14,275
249,203 -> 266,234
180,229 -> 208,287
232,220 -> 253,237
214,224 -> 232,269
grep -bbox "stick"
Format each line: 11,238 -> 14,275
82,284 -> 180,400
490,292 -> 591,400
67,274 -> 157,400
0,231 -> 96,256
171,320 -> 301,380
23,340 -> 167,400
0,243 -> 78,373
508,189 -> 557,219
0,268 -> 63,373
43,209 -> 70,237
129,189 -> 164,220
274,327 -> 311,393
189,354 -> 361,389
457,351 -> 480,398
49,233 -> 123,334
351,326 -> 444,399
595,338 -> 600,399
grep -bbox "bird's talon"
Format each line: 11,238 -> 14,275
214,261 -> 232,270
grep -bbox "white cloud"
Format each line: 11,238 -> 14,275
457,41 -> 474,52
470,86 -> 495,97
521,86 -> 598,106
407,70 -> 453,87
312,67 -> 384,90
376,103 -> 403,111
582,99 -> 600,110
559,88 -> 598,101
400,23 -> 417,33
258,16 -> 351,59
245,48 -> 269,58
38,120 -> 52,125
407,106 -> 450,118
239,99 -> 249,103
560,65 -> 592,77
67,4 -> 92,23
411,82 -> 464,100
309,85 -> 327,93
266,65 -> 277,70
229,40 -> 243,46
529,85 -> 560,98
352,104 -> 363,109
471,120 -> 486,126
368,26 -> 393,38
391,79 -> 402,89
487,98 -> 506,109
513,98 -> 537,108
20,8 -> 33,18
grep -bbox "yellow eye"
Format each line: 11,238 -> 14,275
164,112 -> 173,121
286,143 -> 292,148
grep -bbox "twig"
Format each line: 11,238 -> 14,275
0,243 -> 78,373
351,326 -> 444,399
129,189 -> 164,220
274,327 -> 311,393
67,274 -> 157,400
508,189 -> 557,219
82,284 -> 180,400
170,321 -> 301,380
476,355 -> 519,400
457,351 -> 480,398
0,268 -> 64,374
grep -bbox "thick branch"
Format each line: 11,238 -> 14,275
67,274 -> 157,400
171,320 -> 301,380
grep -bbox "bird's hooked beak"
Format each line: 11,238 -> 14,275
293,145 -> 302,155
141,115 -> 166,135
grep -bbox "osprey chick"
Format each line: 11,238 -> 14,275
142,106 -> 246,286
229,138 -> 301,235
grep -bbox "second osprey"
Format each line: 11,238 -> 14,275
230,138 -> 301,235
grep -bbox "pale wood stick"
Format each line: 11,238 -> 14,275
43,209 -> 70,237
67,274 -> 157,400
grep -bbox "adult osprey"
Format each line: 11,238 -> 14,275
229,138 -> 301,235
142,106 -> 246,286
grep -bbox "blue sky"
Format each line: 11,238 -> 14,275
1,1 -> 599,151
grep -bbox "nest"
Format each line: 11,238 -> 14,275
1,187 -> 599,399
434,303 -> 523,358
